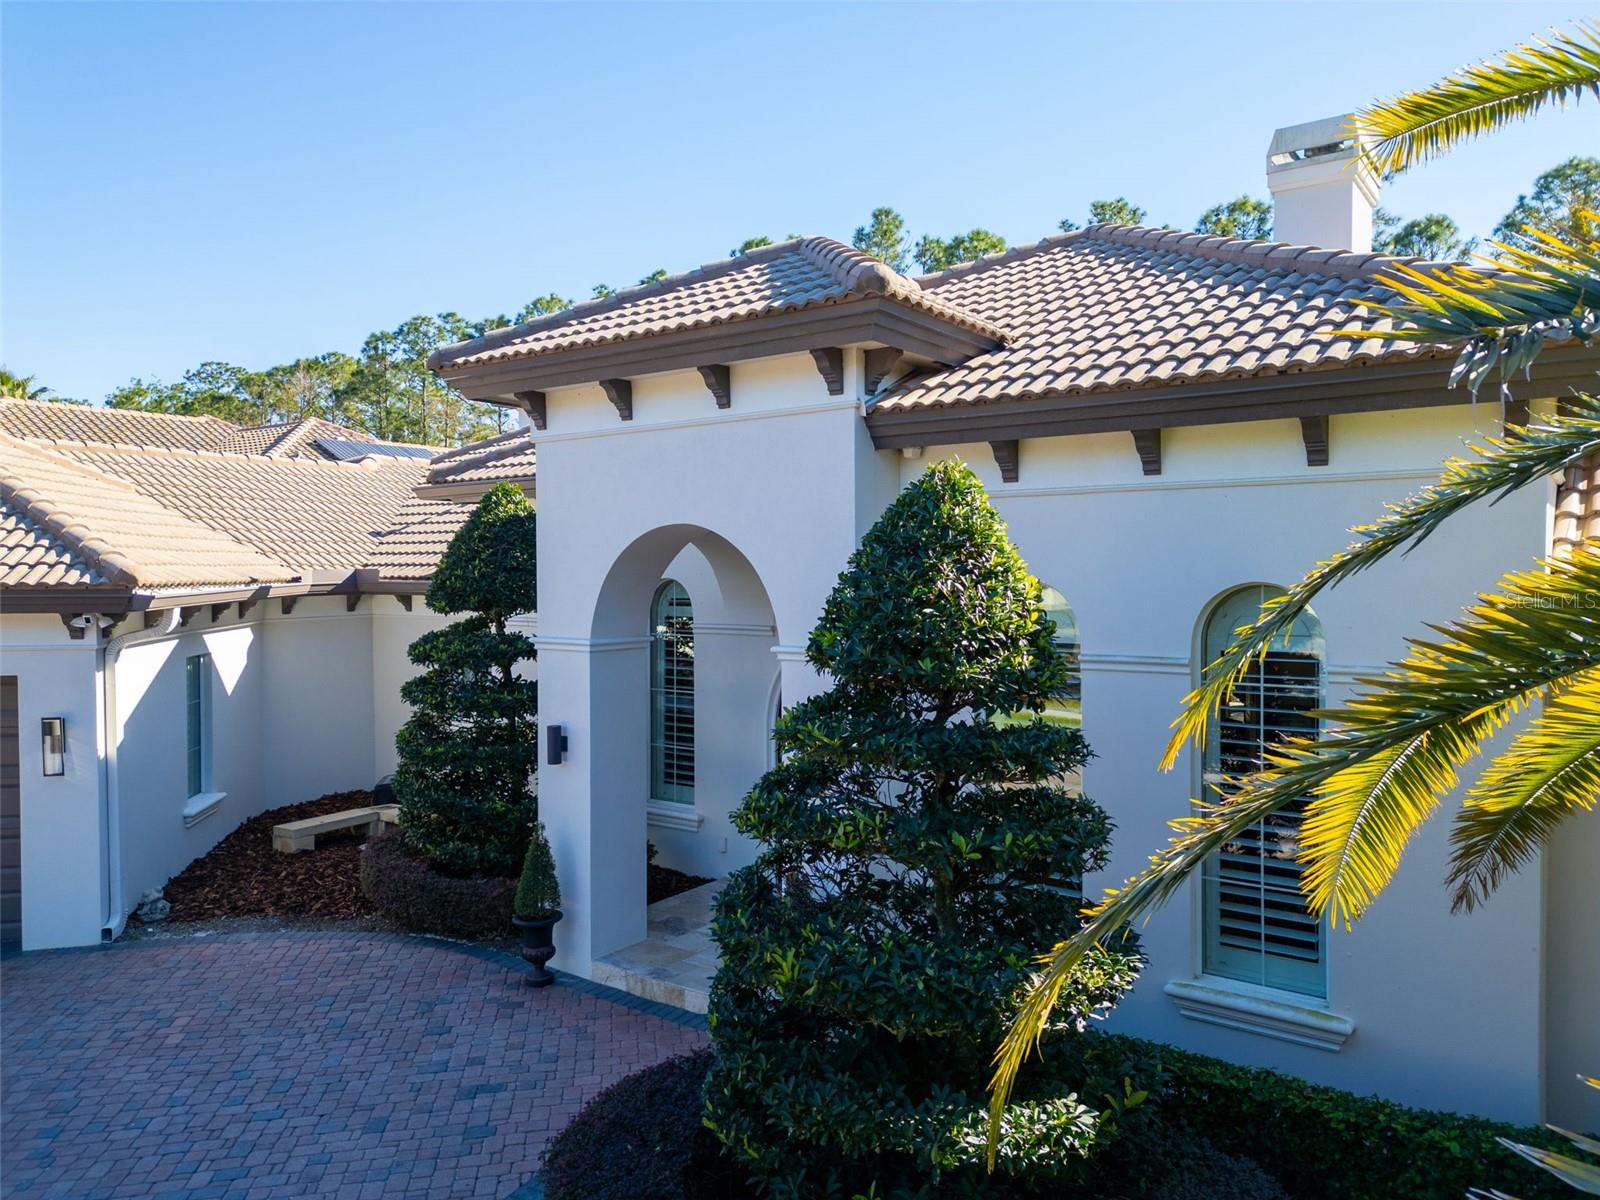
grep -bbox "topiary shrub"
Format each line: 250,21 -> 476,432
704,460 -> 1143,1198
514,823 -> 561,918
541,1050 -> 742,1200
359,831 -> 516,939
394,481 -> 537,879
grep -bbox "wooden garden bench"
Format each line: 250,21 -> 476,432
272,805 -> 398,853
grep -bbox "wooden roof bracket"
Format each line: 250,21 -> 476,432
1132,428 -> 1162,476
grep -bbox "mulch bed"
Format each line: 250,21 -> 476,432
157,791 -> 378,922
648,862 -> 712,905
155,792 -> 714,925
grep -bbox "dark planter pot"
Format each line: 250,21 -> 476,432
512,911 -> 562,987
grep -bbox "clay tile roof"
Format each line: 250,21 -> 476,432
861,224 -> 1449,412
425,427 -> 537,486
217,417 -> 379,459
0,397 -> 235,452
0,436 -> 294,588
428,236 -> 1007,371
43,444 -> 430,572
0,399 -> 466,595
1554,454 -> 1600,558
363,495 -> 475,580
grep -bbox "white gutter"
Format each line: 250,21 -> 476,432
100,608 -> 181,939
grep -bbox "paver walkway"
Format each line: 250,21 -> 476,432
1,931 -> 707,1199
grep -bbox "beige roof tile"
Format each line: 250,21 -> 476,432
1554,454 -> 1600,558
0,397 -> 235,452
1,501 -> 108,588
425,428 -> 537,486
0,437 -> 293,588
362,496 -> 474,579
47,444 -> 428,572
429,237 -> 1007,371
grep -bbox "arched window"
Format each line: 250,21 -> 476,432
1039,585 -> 1081,729
1200,585 -> 1325,997
650,580 -> 694,805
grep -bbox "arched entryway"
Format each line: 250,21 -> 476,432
537,524 -> 780,974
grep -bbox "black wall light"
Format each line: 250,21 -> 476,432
41,717 -> 66,776
546,724 -> 568,766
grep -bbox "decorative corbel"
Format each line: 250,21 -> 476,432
514,389 -> 547,431
599,378 -> 633,421
1132,428 -> 1162,476
809,348 -> 845,396
696,364 -> 732,409
863,347 -> 905,394
989,439 -> 1020,483
1299,415 -> 1329,467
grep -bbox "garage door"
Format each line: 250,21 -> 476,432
1,676 -> 19,951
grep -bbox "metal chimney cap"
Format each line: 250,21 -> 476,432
1267,114 -> 1365,170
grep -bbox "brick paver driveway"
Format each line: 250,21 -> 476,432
1,932 -> 707,1199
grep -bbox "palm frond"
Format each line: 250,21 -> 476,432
1447,667 -> 1600,911
1161,402 -> 1600,773
1353,22 -> 1600,176
992,553 -> 1600,1148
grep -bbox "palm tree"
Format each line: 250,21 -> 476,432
989,22 -> 1600,1159
1353,21 -> 1599,176
0,368 -> 51,400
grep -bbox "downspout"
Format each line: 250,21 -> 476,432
100,607 -> 182,940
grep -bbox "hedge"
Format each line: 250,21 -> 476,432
1075,1033 -> 1572,1200
359,832 -> 515,940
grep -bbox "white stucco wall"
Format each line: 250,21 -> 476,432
0,597 -> 458,950
0,614 -> 105,950
521,343 -> 1569,1126
922,405 -> 1552,1122
114,612 -> 266,922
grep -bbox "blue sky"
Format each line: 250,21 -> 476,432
3,2 -> 1592,403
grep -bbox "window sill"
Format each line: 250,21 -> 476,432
1164,977 -> 1354,1052
182,791 -> 226,828
646,801 -> 703,832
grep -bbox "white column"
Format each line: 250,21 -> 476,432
534,634 -> 651,975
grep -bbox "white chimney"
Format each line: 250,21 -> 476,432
1266,114 -> 1379,252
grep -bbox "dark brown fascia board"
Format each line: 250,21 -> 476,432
351,568 -> 432,595
865,345 -> 1599,449
435,297 -> 1002,400
0,586 -> 133,615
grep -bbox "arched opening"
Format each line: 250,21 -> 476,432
1198,584 -> 1326,997
556,524 -> 778,973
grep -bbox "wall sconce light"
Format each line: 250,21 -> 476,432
545,724 -> 568,766
41,717 -> 66,776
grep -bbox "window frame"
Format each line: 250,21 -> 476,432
1193,584 -> 1327,1000
649,580 -> 695,806
185,651 -> 213,800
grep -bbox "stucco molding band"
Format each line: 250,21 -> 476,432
646,801 -> 704,833
524,397 -> 861,446
1164,978 -> 1355,1052
534,635 -> 652,655
771,644 -> 810,664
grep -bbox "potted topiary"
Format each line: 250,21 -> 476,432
511,823 -> 562,987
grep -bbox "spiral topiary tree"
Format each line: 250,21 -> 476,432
704,460 -> 1142,1199
393,481 -> 538,878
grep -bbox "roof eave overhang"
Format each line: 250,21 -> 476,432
865,343 -> 1600,449
413,478 -> 536,504
434,296 -> 1003,402
0,572 -> 437,615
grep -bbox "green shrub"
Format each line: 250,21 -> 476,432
1071,1032 -> 1573,1200
359,831 -> 515,939
704,461 -> 1142,1198
514,824 -> 561,918
541,1050 -> 744,1200
542,1050 -> 1282,1200
394,481 -> 537,879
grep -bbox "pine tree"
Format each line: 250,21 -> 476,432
704,461 -> 1141,1198
394,482 -> 538,878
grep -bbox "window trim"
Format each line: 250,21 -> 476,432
1187,584 -> 1328,1000
185,651 -> 213,801
649,580 -> 695,806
